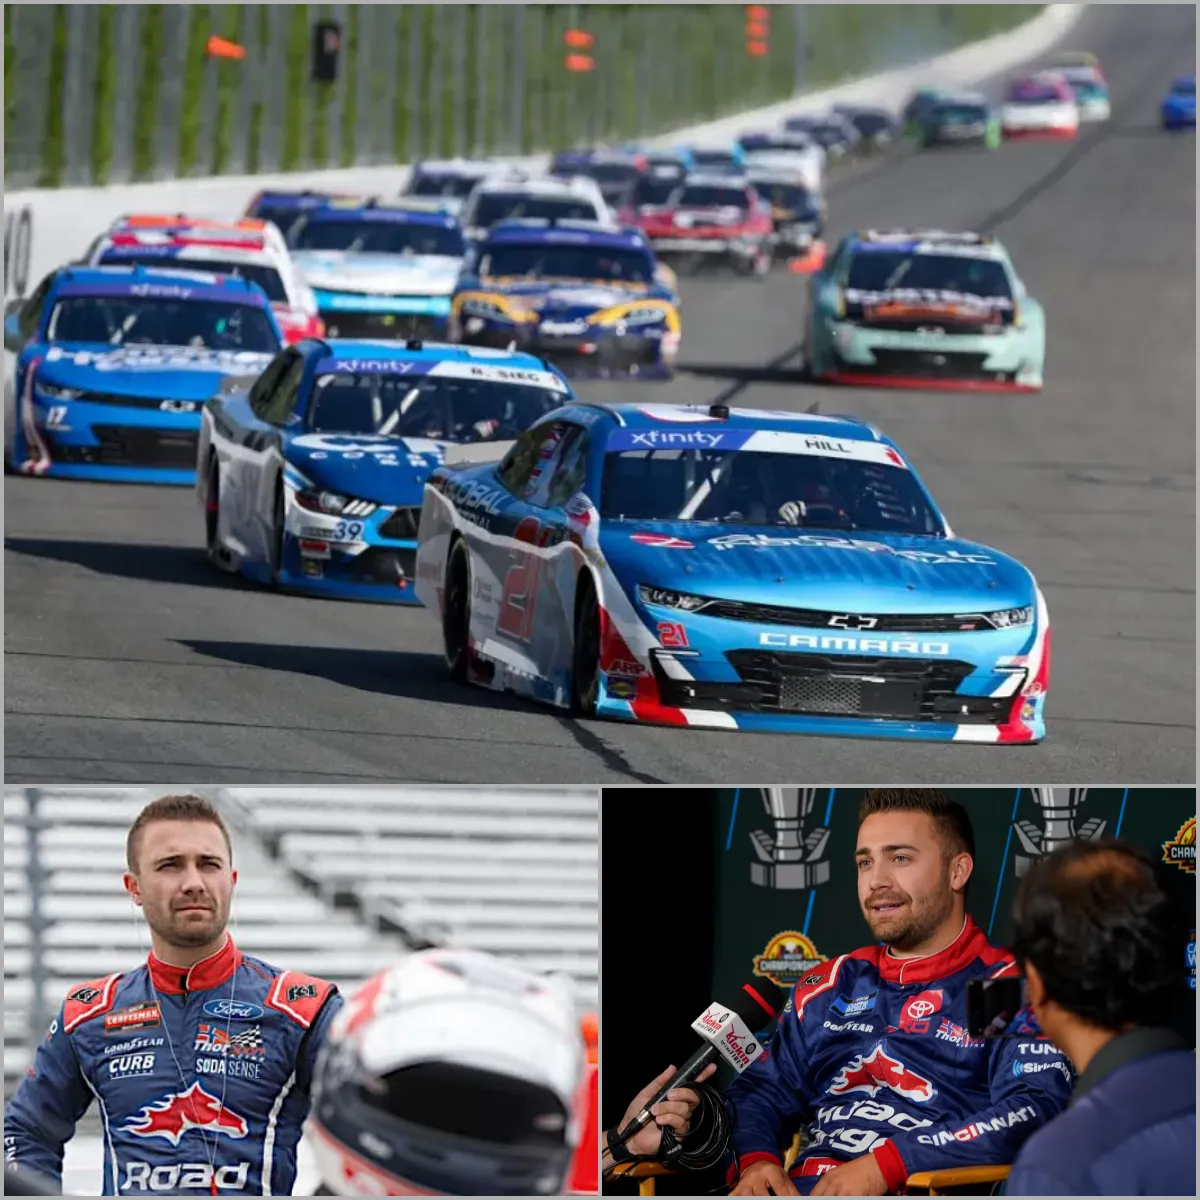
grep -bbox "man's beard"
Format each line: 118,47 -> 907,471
145,900 -> 228,949
863,885 -> 955,953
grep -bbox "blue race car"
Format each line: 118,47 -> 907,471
287,199 -> 467,341
414,402 -> 1051,744
242,188 -> 365,240
449,219 -> 681,379
1162,74 -> 1196,129
197,338 -> 572,602
4,265 -> 282,484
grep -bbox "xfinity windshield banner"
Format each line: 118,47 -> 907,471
710,787 -> 1196,1059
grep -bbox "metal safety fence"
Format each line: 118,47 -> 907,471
4,4 -> 1040,191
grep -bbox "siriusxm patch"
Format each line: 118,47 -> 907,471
830,990 -> 878,1019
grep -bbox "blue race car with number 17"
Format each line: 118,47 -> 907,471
198,338 -> 573,602
4,265 -> 282,484
415,402 -> 1051,743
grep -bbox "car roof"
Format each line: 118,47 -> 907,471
413,158 -> 517,176
474,175 -> 599,196
482,219 -> 648,249
99,235 -> 281,266
849,229 -> 1005,257
310,338 -> 559,370
598,402 -> 890,442
680,173 -> 749,189
305,199 -> 461,227
51,264 -> 270,302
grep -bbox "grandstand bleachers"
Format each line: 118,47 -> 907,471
4,785 -> 599,1115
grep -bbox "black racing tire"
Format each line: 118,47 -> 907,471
571,574 -> 602,716
443,537 -> 472,683
204,456 -> 221,561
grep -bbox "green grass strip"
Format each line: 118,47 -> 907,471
281,4 -> 309,171
90,6 -> 115,185
37,5 -> 67,188
131,5 -> 163,180
176,4 -> 208,177
210,4 -> 244,175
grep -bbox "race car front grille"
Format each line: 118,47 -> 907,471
52,426 -> 200,470
378,507 -> 421,540
693,597 -> 994,634
320,312 -> 443,340
858,348 -> 993,379
859,318 -> 1001,335
53,391 -> 203,413
346,547 -> 418,585
653,650 -> 1008,724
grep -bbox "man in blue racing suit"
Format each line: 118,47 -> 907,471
4,793 -> 344,1196
726,788 -> 1072,1196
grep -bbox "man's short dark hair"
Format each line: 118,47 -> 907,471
858,787 -> 976,865
126,793 -> 232,874
1011,838 -> 1188,1031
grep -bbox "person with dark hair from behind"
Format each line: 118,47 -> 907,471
1006,838 -> 1196,1196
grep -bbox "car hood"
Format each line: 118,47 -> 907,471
470,279 -> 663,314
33,343 -> 276,398
598,522 -> 1035,612
292,251 -> 464,295
285,433 -> 512,505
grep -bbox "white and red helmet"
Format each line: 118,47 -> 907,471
308,948 -> 586,1196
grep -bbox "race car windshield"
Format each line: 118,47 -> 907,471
601,448 -> 942,535
1067,79 -> 1104,99
1172,78 -> 1195,96
807,124 -> 852,147
840,110 -> 892,135
932,104 -> 989,123
751,182 -> 817,214
45,295 -> 280,351
691,152 -> 738,168
478,244 -> 654,283
250,204 -> 320,241
1008,84 -> 1062,104
571,162 -> 641,186
97,252 -> 289,303
308,372 -> 563,442
674,185 -> 748,210
293,219 -> 465,257
628,175 -> 683,207
410,175 -> 481,199
471,194 -> 598,228
846,251 -> 1013,300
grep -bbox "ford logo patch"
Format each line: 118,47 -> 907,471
202,999 -> 265,1020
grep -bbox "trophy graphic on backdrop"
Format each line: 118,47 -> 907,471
1012,786 -> 1107,878
749,788 -> 831,890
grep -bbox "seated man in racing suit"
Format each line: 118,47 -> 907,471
4,793 -> 343,1196
725,788 -> 1072,1196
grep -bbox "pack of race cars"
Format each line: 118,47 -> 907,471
4,49 -> 1180,746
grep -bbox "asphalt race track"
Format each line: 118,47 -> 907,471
5,5 -> 1195,784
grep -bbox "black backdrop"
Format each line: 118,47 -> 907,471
601,787 -> 1196,1193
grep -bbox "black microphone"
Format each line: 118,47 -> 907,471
612,976 -> 787,1146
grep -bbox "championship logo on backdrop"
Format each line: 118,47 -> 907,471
1161,817 -> 1196,874
749,788 -> 831,890
753,931 -> 828,989
1187,932 -> 1196,992
1013,787 -> 1106,877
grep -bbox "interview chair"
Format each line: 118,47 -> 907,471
611,1133 -> 1011,1195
